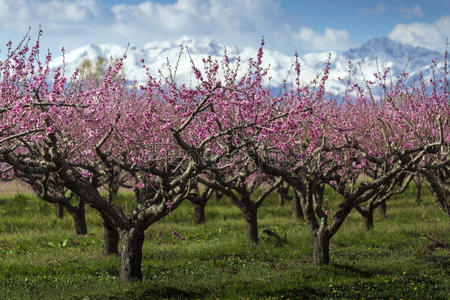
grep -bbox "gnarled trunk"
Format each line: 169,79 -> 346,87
356,204 -> 374,231
119,229 -> 145,283
103,225 -> 119,255
278,193 -> 285,206
104,225 -> 119,255
312,227 -> 330,265
362,209 -> 374,230
55,203 -> 64,219
415,181 -> 422,204
214,190 -> 223,201
378,200 -> 387,216
99,212 -> 119,255
423,171 -> 450,217
244,204 -> 258,245
194,202 -> 206,225
70,200 -> 87,235
292,192 -> 304,220
278,183 -> 291,207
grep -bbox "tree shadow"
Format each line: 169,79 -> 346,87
254,286 -> 325,299
330,262 -> 376,278
420,253 -> 450,269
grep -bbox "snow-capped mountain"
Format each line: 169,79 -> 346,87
49,36 -> 444,96
342,37 -> 442,84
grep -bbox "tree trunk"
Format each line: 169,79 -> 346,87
416,181 -> 422,204
103,224 -> 119,255
278,193 -> 285,207
423,172 -> 450,217
55,203 -> 64,219
362,209 -> 374,230
99,212 -> 119,255
278,184 -> 291,207
70,200 -> 87,235
244,204 -> 259,245
312,228 -> 330,265
119,229 -> 145,283
292,193 -> 304,220
378,200 -> 387,216
214,190 -> 223,201
194,202 -> 206,225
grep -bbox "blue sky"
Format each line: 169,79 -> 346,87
0,0 -> 448,55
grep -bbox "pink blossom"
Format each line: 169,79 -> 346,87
81,170 -> 93,178
403,141 -> 414,149
46,126 -> 55,135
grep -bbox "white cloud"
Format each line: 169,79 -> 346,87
109,0 -> 284,45
398,5 -> 424,19
0,0 -> 100,25
108,0 -> 360,53
388,16 -> 450,50
435,16 -> 450,33
0,0 -> 358,54
294,27 -> 356,52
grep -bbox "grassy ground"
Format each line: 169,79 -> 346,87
0,184 -> 448,299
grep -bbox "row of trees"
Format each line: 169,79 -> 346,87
0,33 -> 448,282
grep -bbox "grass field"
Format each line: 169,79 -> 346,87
0,184 -> 448,299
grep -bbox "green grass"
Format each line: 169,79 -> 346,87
0,184 -> 448,299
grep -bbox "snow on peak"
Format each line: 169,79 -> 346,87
50,37 -> 445,95
344,37 -> 441,67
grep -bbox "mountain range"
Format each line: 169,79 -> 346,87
49,37 -> 444,95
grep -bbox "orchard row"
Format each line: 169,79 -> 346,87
0,33 -> 448,283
